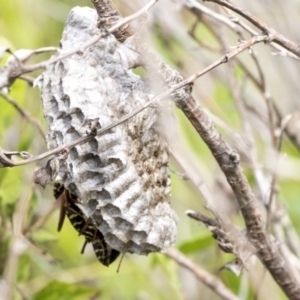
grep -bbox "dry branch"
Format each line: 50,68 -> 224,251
0,1 -> 156,90
173,81 -> 300,299
0,35 -> 268,169
1,177 -> 33,300
0,92 -> 46,138
2,0 -> 300,299
128,5 -> 300,298
205,0 -> 300,58
186,0 -> 300,60
166,248 -> 240,300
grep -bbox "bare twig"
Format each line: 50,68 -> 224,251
169,145 -> 218,214
205,0 -> 300,58
188,20 -> 221,52
133,21 -> 300,300
0,34 -> 269,169
91,0 -> 134,42
1,175 -> 33,300
18,75 -> 35,86
0,92 -> 46,139
0,0 -> 157,90
0,47 -> 58,90
185,0 -> 300,60
27,240 -> 57,265
185,0 -> 241,34
24,200 -> 59,236
129,21 -> 300,295
172,88 -> 300,299
2,2 -> 299,296
186,11 -> 300,151
22,0 -> 157,74
166,248 -> 240,300
235,59 -> 300,151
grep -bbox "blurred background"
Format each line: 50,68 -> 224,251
1,0 -> 300,299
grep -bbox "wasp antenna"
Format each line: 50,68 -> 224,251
116,252 -> 126,273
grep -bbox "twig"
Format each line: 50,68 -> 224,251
24,200 -> 59,236
185,0 -> 241,34
204,0 -> 300,58
27,240 -> 57,265
129,21 -> 300,294
169,146 -> 218,215
188,20 -> 221,53
165,248 -> 240,300
0,0 -> 157,90
185,0 -> 300,60
235,53 -> 300,263
20,0 -> 157,75
133,23 -> 300,300
281,212 -> 300,259
0,47 -> 58,90
0,92 -> 46,139
15,285 -> 30,300
0,34 -> 269,169
236,59 -> 300,151
18,75 -> 35,86
172,85 -> 300,298
91,0 -> 134,42
253,268 -> 267,300
1,175 -> 33,300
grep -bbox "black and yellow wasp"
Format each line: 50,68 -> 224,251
53,183 -> 119,266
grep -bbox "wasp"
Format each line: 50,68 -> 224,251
53,183 -> 119,266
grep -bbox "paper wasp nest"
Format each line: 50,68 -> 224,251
38,7 -> 177,255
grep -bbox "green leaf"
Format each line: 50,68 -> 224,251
178,233 -> 213,254
0,168 -> 22,205
34,280 -> 99,300
17,253 -> 31,283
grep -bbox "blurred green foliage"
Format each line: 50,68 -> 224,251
1,1 -> 299,300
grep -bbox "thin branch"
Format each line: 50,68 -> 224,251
133,22 -> 300,300
188,20 -> 221,52
24,200 -> 59,236
91,0 -> 134,42
0,34 -> 268,169
18,75 -> 35,86
169,146 -> 217,213
166,248 -> 240,300
27,240 -> 57,265
173,88 -> 300,299
21,0 -> 157,74
185,0 -> 300,60
205,0 -> 300,58
0,47 -> 58,90
185,0 -> 241,34
1,176 -> 33,300
0,0 -> 157,90
56,24 -> 300,295
0,92 -> 46,139
236,59 -> 300,151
